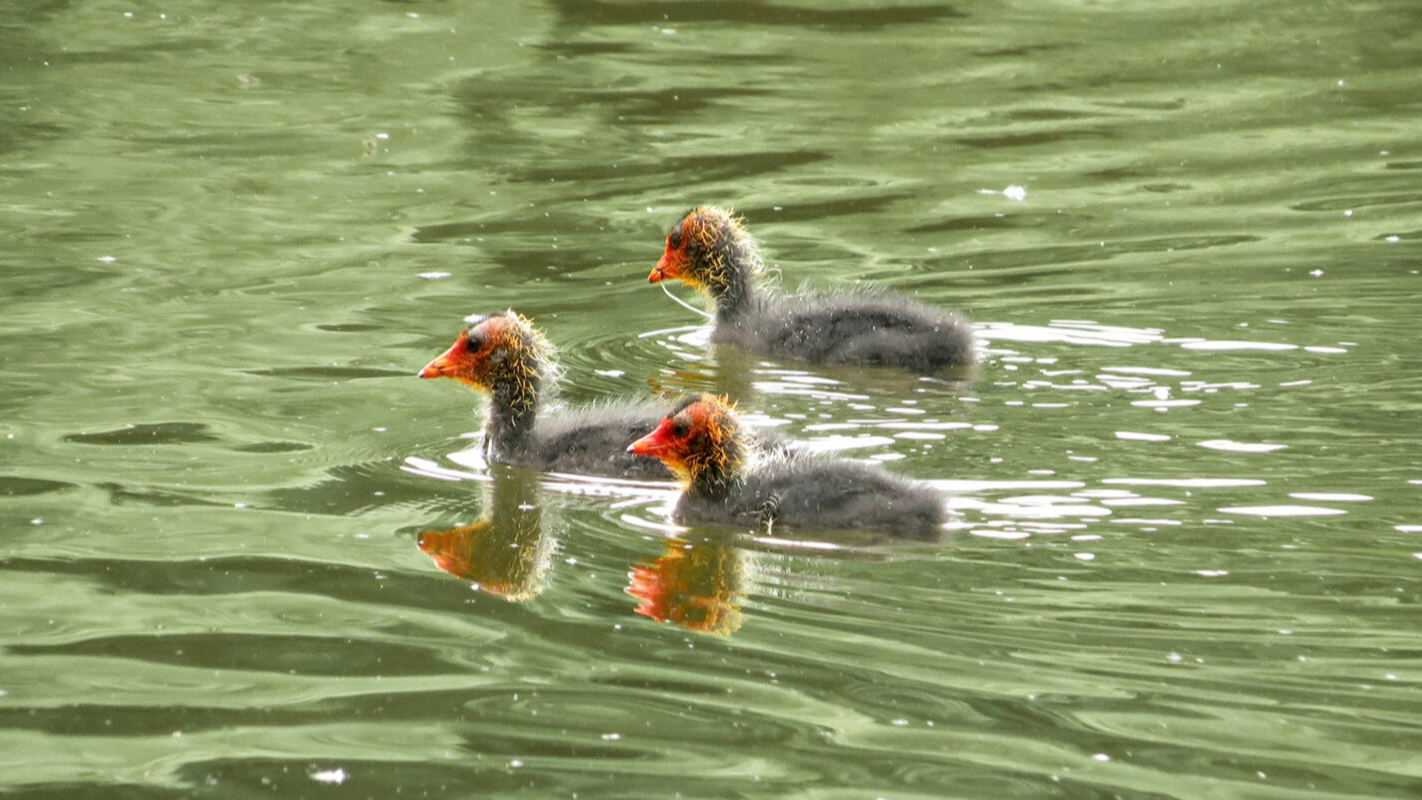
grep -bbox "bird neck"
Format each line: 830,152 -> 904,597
682,424 -> 750,500
483,360 -> 544,458
699,230 -> 760,321
711,264 -> 756,323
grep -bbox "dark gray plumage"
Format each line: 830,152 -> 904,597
654,206 -> 975,371
675,448 -> 946,541
518,400 -> 675,479
714,287 -> 975,372
632,394 -> 945,541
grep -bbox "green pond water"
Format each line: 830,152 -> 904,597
3,0 -> 1421,797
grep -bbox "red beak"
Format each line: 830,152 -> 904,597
649,245 -> 678,284
627,418 -> 676,457
418,339 -> 463,379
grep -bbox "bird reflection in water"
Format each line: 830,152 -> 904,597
645,343 -> 762,408
628,534 -> 745,635
417,466 -> 553,602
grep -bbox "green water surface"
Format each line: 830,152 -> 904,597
2,1 -> 1420,798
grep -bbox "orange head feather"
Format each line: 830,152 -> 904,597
649,207 -> 762,313
418,311 -> 554,414
628,394 -> 747,494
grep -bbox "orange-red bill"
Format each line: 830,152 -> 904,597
418,338 -> 464,379
649,246 -> 680,283
627,418 -> 676,457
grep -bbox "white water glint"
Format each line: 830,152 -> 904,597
1179,340 -> 1299,352
1197,440 -> 1287,453
1219,505 -> 1347,517
1117,431 -> 1171,442
1104,478 -> 1267,488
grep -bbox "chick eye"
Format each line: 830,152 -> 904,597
465,334 -> 483,351
668,229 -> 682,250
671,421 -> 689,438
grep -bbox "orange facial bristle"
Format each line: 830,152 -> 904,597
456,311 -> 553,413
667,207 -> 762,303
664,395 -> 745,493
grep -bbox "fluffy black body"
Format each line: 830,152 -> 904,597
497,400 -> 674,479
675,449 -> 945,541
714,287 -> 975,371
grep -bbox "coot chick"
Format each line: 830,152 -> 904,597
628,395 -> 945,540
419,311 -> 672,479
650,206 -> 975,370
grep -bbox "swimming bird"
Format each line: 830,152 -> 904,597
650,206 -> 975,370
419,311 -> 674,479
628,394 -> 945,540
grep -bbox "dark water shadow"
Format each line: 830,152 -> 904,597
0,260 -> 114,299
0,475 -> 75,496
507,149 -> 831,186
8,631 -> 456,677
955,126 -> 1116,149
244,366 -> 410,382
0,551 -> 519,620
97,481 -> 231,509
736,193 -> 915,224
63,422 -> 219,446
230,440 -> 313,453
560,85 -> 775,126
0,785 -> 192,800
548,0 -> 963,29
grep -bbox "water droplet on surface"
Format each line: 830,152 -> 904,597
311,769 -> 347,784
